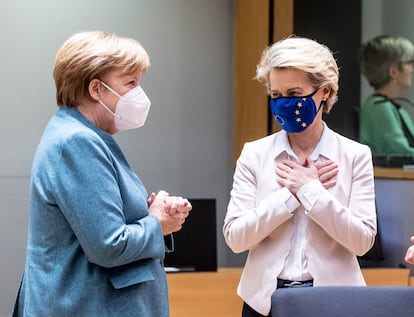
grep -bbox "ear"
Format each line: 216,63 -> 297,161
88,79 -> 102,101
322,85 -> 331,101
389,64 -> 399,81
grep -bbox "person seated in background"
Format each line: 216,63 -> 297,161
405,236 -> 414,264
359,35 -> 414,160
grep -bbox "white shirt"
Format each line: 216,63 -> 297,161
278,133 -> 325,281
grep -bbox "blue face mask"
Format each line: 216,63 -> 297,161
269,90 -> 323,133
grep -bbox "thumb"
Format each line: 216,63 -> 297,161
147,192 -> 156,206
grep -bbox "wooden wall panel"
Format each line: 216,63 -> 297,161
233,0 -> 269,162
233,0 -> 294,162
271,0 -> 294,133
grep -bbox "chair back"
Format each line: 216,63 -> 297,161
271,286 -> 414,317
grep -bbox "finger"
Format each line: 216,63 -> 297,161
178,200 -> 192,213
275,174 -> 288,187
315,159 -> 334,169
183,199 -> 192,210
275,168 -> 289,180
163,197 -> 174,213
322,164 -> 339,175
276,162 -> 295,177
157,190 -> 170,198
147,192 -> 156,206
316,160 -> 338,174
322,167 -> 339,181
322,179 -> 336,190
276,162 -> 291,174
172,197 -> 183,212
181,205 -> 192,214
280,159 -> 301,169
167,197 -> 183,214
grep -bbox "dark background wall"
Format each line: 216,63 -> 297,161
294,0 -> 362,140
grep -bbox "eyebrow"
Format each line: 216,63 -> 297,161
271,87 -> 306,95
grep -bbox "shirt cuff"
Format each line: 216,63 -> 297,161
280,187 -> 301,214
297,179 -> 323,212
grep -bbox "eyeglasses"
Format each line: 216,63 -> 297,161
399,59 -> 414,66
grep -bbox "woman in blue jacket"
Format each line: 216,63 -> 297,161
13,31 -> 192,317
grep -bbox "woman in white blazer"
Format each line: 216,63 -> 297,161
223,36 -> 377,317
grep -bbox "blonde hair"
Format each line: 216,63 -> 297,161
53,31 -> 150,108
255,36 -> 339,113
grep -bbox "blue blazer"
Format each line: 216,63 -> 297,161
14,107 -> 170,316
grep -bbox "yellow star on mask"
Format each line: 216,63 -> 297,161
295,110 -> 300,115
302,123 -> 307,127
297,102 -> 303,107
296,118 -> 301,122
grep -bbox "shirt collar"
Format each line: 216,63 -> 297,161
272,122 -> 338,162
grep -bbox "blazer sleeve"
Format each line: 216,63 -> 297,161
223,142 -> 295,253
49,131 -> 166,268
305,143 -> 377,256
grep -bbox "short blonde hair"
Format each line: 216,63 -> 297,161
53,31 -> 150,108
255,36 -> 339,113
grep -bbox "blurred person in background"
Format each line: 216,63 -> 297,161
360,35 -> 414,159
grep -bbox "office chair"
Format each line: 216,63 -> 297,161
271,286 -> 414,317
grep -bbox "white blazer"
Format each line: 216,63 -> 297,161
223,124 -> 376,315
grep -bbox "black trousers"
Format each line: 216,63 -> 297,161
242,279 -> 313,316
242,302 -> 270,317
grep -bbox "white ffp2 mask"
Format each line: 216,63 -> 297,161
98,81 -> 151,130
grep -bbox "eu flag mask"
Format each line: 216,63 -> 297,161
270,90 -> 323,133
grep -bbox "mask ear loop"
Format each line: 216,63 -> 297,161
98,99 -> 119,117
317,99 -> 326,112
100,81 -> 122,98
98,81 -> 123,118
